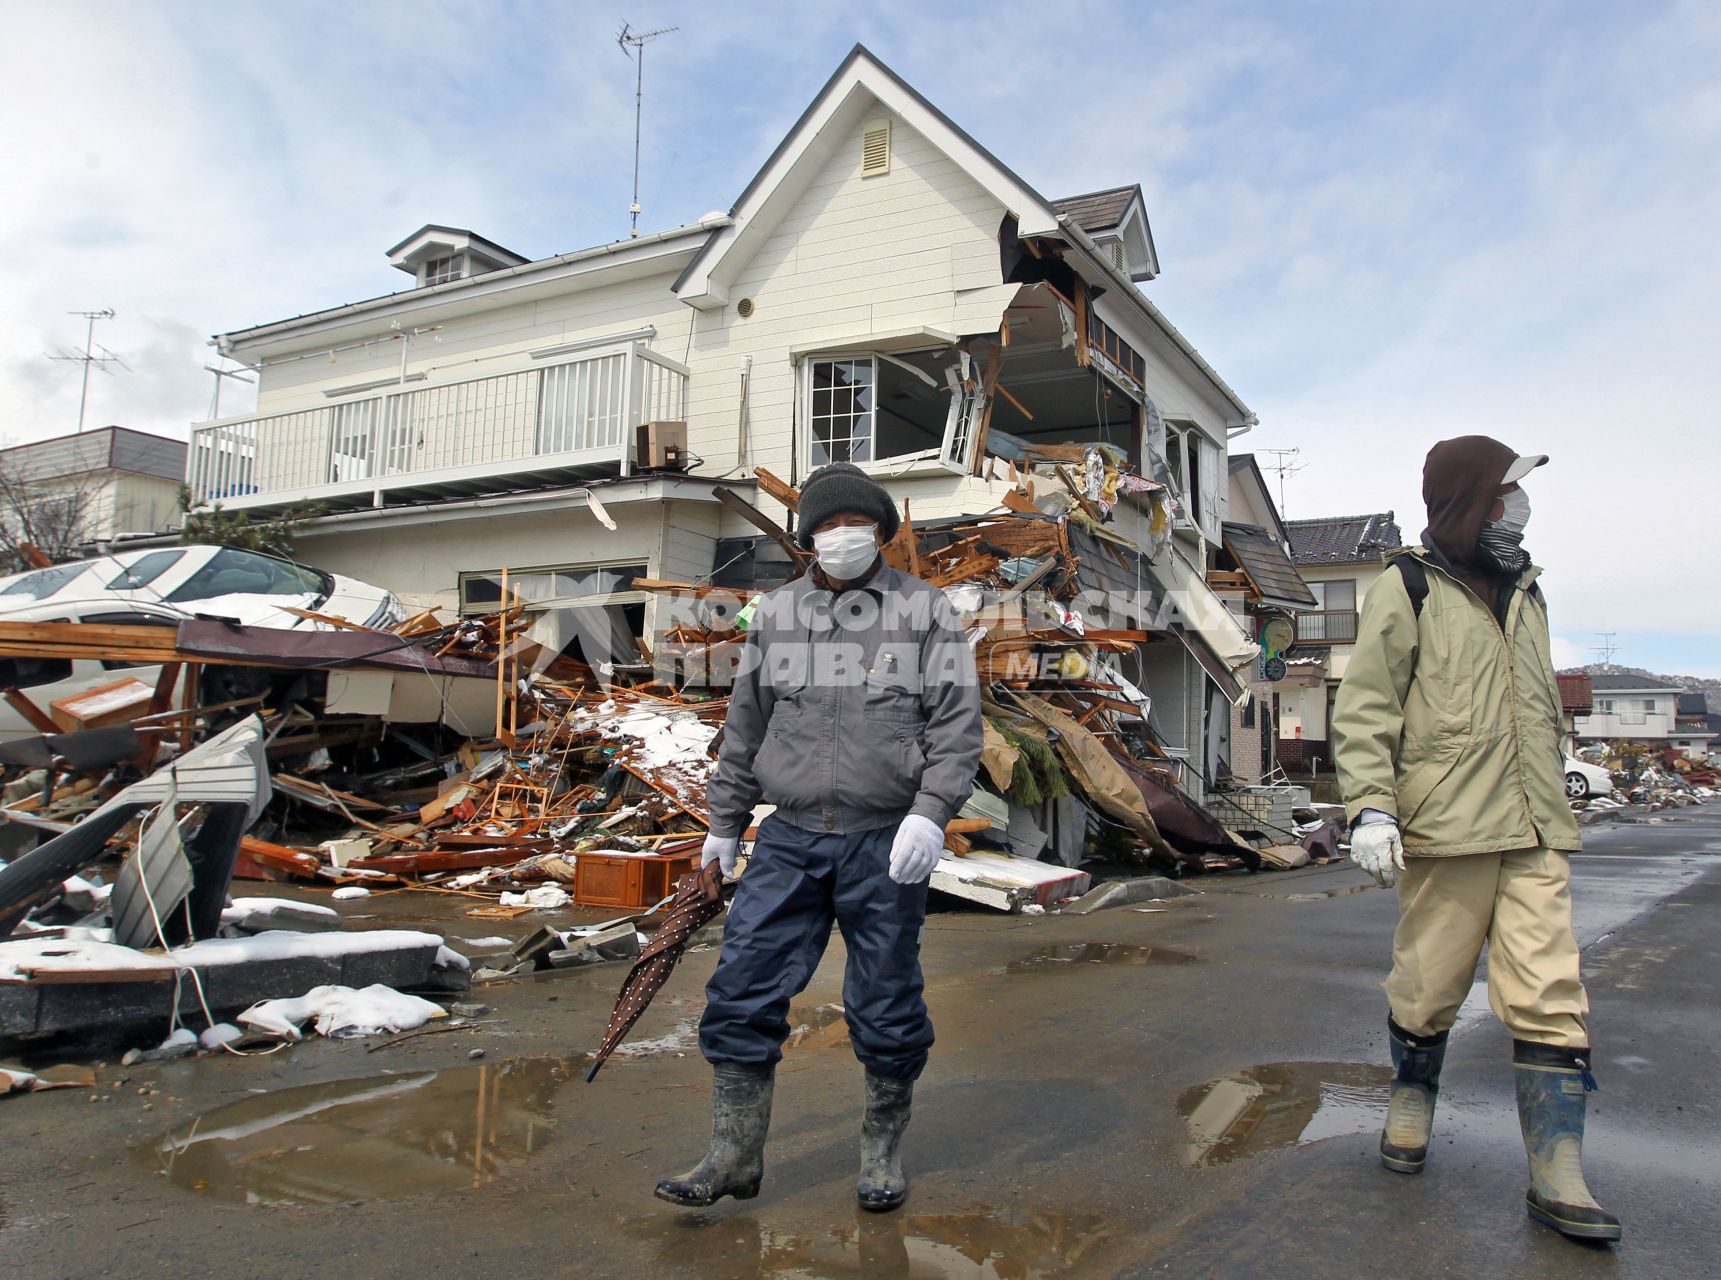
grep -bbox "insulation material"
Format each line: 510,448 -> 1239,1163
1010,692 -> 1171,854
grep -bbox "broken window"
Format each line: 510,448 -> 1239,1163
460,562 -> 649,669
806,353 -> 951,469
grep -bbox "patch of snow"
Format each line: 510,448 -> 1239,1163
222,897 -> 339,921
330,886 -> 372,901
158,1027 -> 199,1053
0,928 -> 447,981
1,1065 -> 39,1093
462,936 -> 514,948
435,945 -> 470,971
186,591 -> 321,628
612,1016 -> 699,1058
199,1023 -> 244,1051
499,885 -> 570,909
238,983 -> 447,1040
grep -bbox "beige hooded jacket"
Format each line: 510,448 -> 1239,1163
1332,438 -> 1580,856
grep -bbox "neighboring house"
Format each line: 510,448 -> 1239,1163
1557,673 -> 1593,755
185,45 -> 1260,798
1207,454 -> 1316,782
0,427 -> 185,562
1276,512 -> 1404,774
1574,674 -> 1716,759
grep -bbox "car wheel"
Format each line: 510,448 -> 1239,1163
1565,772 -> 1589,800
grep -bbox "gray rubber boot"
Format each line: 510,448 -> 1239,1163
654,1062 -> 774,1207
1514,1040 -> 1621,1243
857,1071 -> 913,1212
1380,1018 -> 1448,1174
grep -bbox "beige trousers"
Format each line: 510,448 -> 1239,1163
1386,845 -> 1589,1048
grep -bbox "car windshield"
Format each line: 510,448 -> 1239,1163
0,561 -> 96,600
162,548 -> 331,604
106,549 -> 186,591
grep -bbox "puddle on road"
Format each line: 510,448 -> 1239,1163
1006,942 -> 1198,973
1280,885 -> 1375,901
646,1207 -> 1114,1278
784,1003 -> 850,1052
1178,1061 -> 1392,1167
138,1058 -> 580,1205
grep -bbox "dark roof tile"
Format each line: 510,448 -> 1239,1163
1052,185 -> 1138,232
1285,513 -> 1403,566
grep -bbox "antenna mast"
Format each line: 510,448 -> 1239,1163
1592,632 -> 1618,667
617,22 -> 678,239
47,309 -> 126,433
1260,447 -> 1308,518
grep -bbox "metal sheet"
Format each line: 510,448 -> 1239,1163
110,778 -> 192,949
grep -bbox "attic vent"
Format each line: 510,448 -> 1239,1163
861,118 -> 891,177
736,297 -> 755,318
1105,238 -> 1125,271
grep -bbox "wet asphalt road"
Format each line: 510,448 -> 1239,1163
1,802 -> 1716,1279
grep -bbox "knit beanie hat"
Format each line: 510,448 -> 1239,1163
795,462 -> 900,549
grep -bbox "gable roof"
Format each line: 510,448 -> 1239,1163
384,224 -> 527,268
1587,673 -> 1684,693
673,44 -> 1063,310
1225,452 -> 1287,542
1053,185 -> 1138,232
1223,522 -> 1317,609
1286,513 -> 1403,566
672,45 -> 1245,421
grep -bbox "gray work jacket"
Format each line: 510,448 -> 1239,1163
706,562 -> 983,838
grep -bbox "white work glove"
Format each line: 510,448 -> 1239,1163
1349,819 -> 1406,889
888,814 -> 945,885
701,833 -> 740,878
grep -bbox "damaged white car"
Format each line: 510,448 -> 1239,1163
0,546 -> 402,741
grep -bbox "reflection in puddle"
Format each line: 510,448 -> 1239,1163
650,1207 -> 1113,1278
1007,942 -> 1198,973
1282,885 -> 1375,901
785,1003 -> 850,1052
139,1058 -> 578,1205
1178,1061 -> 1391,1166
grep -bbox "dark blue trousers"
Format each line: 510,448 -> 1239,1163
699,814 -> 934,1081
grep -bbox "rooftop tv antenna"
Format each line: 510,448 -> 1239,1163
46,309 -> 127,433
617,22 -> 678,239
1260,447 -> 1308,517
1593,632 -> 1618,666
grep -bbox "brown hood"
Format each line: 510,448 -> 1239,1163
1421,435 -> 1517,571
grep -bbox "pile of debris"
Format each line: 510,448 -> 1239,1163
1572,742 -> 1717,811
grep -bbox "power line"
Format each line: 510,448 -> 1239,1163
617,22 -> 678,239
46,309 -> 127,433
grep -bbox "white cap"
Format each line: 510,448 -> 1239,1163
1501,453 -> 1548,484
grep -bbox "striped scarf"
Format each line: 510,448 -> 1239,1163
1475,520 -> 1530,574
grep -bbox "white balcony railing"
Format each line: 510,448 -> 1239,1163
187,342 -> 688,510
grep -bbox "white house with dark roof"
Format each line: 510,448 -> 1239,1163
1275,511 -> 1404,774
0,426 -> 186,561
1574,674 -> 1716,759
185,45 -> 1262,790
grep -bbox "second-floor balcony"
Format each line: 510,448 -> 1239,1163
187,340 -> 689,512
1295,609 -> 1358,644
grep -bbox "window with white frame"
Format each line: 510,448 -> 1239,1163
422,254 -> 464,286
805,353 -> 950,469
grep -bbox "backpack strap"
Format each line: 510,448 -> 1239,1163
1393,556 -> 1429,618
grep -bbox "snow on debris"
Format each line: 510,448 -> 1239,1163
238,983 -> 447,1040
221,897 -> 339,921
0,928 -> 449,981
331,886 -> 372,900
499,885 -> 571,909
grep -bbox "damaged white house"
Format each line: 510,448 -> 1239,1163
186,45 -> 1263,799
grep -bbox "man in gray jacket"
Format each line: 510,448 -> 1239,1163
656,462 -> 983,1213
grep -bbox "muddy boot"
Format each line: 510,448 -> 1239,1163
1514,1041 -> 1621,1243
654,1062 -> 774,1207
857,1071 -> 913,1212
1380,1019 -> 1447,1174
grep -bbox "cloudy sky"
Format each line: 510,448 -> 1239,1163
2,1 -> 1716,673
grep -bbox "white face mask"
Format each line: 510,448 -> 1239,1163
1496,487 -> 1531,536
812,523 -> 879,579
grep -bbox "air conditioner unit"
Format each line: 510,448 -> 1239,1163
636,420 -> 688,470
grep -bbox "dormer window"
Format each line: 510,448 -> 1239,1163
385,225 -> 529,290
422,254 -> 465,286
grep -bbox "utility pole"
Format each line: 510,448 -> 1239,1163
1593,632 -> 1618,667
617,22 -> 678,239
47,309 -> 126,433
1260,447 -> 1308,518
203,363 -> 256,420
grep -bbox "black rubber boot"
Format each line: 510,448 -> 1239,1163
856,1071 -> 913,1212
1514,1041 -> 1621,1243
654,1062 -> 774,1207
1380,1018 -> 1447,1174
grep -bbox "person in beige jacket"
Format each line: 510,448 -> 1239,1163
1333,436 -> 1619,1243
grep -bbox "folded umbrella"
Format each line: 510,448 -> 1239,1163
586,858 -> 728,1082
